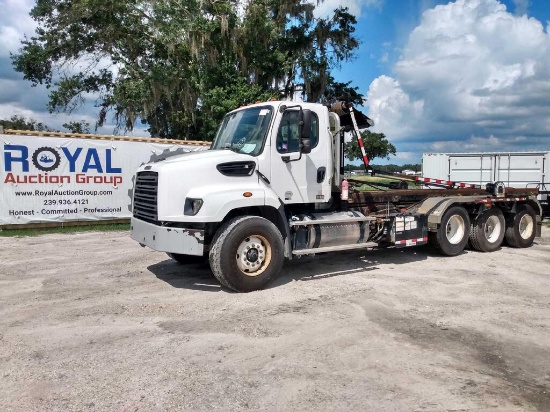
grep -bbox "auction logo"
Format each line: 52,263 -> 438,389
32,147 -> 61,172
3,144 -> 123,186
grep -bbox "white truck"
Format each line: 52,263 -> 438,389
131,101 -> 542,292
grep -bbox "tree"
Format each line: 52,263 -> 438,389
62,120 -> 90,134
12,0 -> 361,140
323,78 -> 364,107
296,8 -> 359,103
374,164 -> 402,174
344,130 -> 397,164
0,115 -> 54,132
401,163 -> 421,172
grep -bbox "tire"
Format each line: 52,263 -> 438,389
429,205 -> 470,256
470,208 -> 505,252
209,216 -> 284,292
504,204 -> 536,248
166,253 -> 207,265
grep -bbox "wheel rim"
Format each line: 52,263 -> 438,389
484,215 -> 502,243
446,215 -> 465,245
518,214 -> 534,240
236,235 -> 272,277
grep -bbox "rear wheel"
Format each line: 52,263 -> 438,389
470,208 -> 505,252
429,205 -> 470,256
504,204 -> 536,248
209,216 -> 284,292
166,253 -> 207,265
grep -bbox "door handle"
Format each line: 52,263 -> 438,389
317,167 -> 326,183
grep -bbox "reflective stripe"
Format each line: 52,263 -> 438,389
350,108 -> 370,166
415,176 -> 479,188
475,197 -> 526,203
395,237 -> 428,245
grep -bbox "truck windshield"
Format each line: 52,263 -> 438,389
210,106 -> 273,156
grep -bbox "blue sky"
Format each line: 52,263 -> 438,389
327,0 -> 550,164
1,0 -> 550,165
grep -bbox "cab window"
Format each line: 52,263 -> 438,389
276,111 -> 318,153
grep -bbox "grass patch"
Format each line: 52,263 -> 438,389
0,223 -> 130,237
347,175 -> 420,190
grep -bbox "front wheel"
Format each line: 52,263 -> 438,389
209,216 -> 284,292
504,204 -> 536,248
470,207 -> 505,252
429,205 -> 470,256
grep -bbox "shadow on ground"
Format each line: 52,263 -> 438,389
147,259 -> 222,292
148,245 -> 434,292
270,245 -> 432,288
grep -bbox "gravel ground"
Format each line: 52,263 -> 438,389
1,227 -> 549,411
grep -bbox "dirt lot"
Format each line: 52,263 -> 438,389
1,227 -> 549,411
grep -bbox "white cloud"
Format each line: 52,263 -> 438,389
0,98 -> 149,136
430,134 -> 501,152
0,0 -> 37,57
313,0 -> 383,18
0,104 -> 36,121
393,151 -> 416,161
365,0 -> 550,159
0,101 -> 93,130
365,75 -> 424,140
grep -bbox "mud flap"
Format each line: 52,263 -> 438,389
393,214 -> 428,248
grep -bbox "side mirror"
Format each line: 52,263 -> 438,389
301,138 -> 312,154
300,109 -> 312,154
300,109 -> 312,139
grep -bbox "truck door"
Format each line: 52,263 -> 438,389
269,108 -> 332,204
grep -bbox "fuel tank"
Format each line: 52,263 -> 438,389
292,211 -> 371,250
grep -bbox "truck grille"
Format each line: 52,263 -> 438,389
133,171 -> 158,223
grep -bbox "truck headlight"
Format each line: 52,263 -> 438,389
184,198 -> 203,215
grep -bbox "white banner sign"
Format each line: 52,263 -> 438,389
0,134 -> 208,225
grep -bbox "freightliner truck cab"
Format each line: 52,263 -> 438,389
131,101 -> 377,291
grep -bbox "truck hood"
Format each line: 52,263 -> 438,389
136,148 -> 258,182
135,148 -> 262,222
149,148 -> 252,167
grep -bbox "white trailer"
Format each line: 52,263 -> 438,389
422,152 -> 549,216
422,152 -> 548,187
